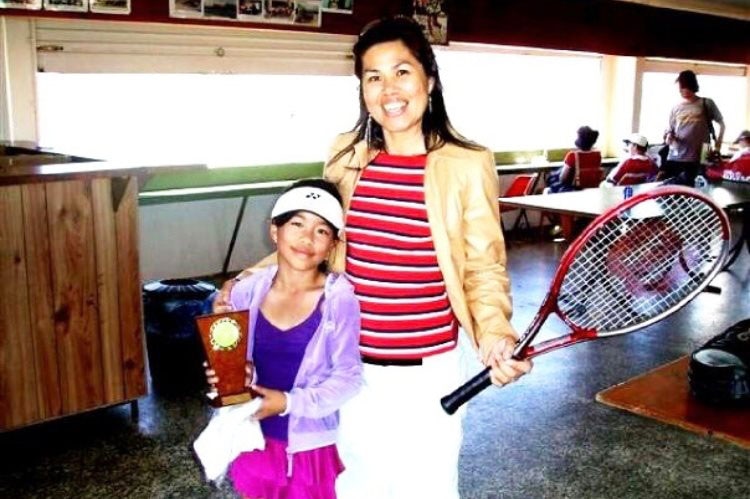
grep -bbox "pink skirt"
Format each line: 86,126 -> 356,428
229,438 -> 344,499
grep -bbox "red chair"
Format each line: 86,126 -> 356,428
574,164 -> 604,188
500,173 -> 539,233
616,172 -> 650,186
540,164 -> 601,240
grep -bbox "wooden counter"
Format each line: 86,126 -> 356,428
0,144 -> 205,430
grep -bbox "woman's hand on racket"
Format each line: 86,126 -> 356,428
479,334 -> 532,386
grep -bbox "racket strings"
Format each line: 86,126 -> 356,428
558,194 -> 725,333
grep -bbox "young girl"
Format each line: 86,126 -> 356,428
209,178 -> 362,499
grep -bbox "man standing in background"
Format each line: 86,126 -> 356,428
662,70 -> 725,184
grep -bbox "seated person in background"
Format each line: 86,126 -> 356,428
546,125 -> 601,193
706,130 -> 750,183
603,133 -> 659,186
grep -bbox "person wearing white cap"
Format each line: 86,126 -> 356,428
205,178 -> 363,498
719,130 -> 750,183
603,133 -> 659,186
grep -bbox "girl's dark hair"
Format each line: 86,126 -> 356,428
270,178 -> 343,239
676,70 -> 699,93
330,16 -> 481,164
282,178 -> 342,204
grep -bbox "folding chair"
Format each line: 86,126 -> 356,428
540,162 -> 602,240
500,173 -> 539,234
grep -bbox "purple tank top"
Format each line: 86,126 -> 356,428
254,298 -> 322,442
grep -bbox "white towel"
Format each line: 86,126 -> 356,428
193,398 -> 265,483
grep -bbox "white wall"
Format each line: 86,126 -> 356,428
0,17 -> 38,142
139,194 -> 278,280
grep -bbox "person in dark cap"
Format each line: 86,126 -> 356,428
546,125 -> 602,193
661,70 -> 725,184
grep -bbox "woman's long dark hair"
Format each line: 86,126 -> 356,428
329,16 -> 481,165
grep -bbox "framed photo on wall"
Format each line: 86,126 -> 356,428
293,0 -> 321,27
238,0 -> 263,20
264,0 -> 294,24
321,0 -> 352,14
90,0 -> 130,14
170,0 -> 203,18
413,0 -> 448,45
44,0 -> 87,11
204,0 -> 238,20
0,0 -> 42,9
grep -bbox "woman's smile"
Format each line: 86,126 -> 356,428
361,40 -> 434,153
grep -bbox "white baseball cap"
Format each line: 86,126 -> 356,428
624,133 -> 648,148
270,185 -> 344,232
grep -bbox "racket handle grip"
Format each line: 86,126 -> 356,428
440,367 -> 492,415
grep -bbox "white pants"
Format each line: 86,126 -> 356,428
336,346 -> 469,499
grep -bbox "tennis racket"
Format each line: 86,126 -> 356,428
441,185 -> 730,415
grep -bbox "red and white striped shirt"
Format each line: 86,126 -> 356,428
345,152 -> 457,360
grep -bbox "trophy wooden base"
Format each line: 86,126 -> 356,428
209,391 -> 253,408
195,310 -> 251,407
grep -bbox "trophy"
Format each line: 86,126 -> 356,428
195,310 -> 252,407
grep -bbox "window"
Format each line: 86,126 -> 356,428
36,73 -> 359,165
36,22 -> 605,165
435,45 -> 603,151
638,60 -> 747,151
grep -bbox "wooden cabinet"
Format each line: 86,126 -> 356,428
0,176 -> 146,430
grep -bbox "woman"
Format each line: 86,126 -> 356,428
215,16 -> 532,499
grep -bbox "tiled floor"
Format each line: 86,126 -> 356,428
1,237 -> 749,498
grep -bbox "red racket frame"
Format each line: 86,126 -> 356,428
441,186 -> 730,414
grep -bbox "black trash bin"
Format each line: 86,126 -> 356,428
143,278 -> 216,395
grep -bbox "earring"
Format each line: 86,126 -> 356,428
364,114 -> 372,145
428,96 -> 432,115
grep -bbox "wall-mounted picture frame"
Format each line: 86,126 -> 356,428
170,0 -> 203,18
293,0 -> 321,26
44,0 -> 87,12
238,0 -> 263,20
263,0 -> 294,24
0,0 -> 42,9
413,0 -> 448,45
321,0 -> 351,14
90,0 -> 130,14
204,0 -> 238,20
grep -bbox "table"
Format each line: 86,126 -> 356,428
498,181 -> 750,268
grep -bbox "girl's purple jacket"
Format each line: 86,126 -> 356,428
230,266 -> 363,455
